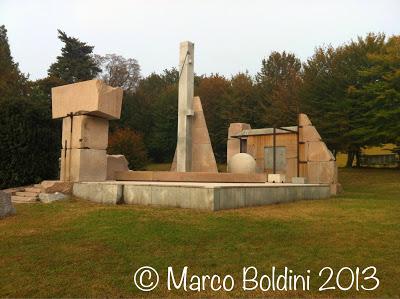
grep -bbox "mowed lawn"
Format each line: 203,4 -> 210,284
0,169 -> 399,297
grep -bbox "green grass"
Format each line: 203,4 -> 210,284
0,168 -> 399,297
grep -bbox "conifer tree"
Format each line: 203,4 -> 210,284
48,30 -> 100,83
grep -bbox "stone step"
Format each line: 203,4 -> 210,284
11,195 -> 38,203
34,184 -> 42,188
15,191 -> 38,197
24,187 -> 41,193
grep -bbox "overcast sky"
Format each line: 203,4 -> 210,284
1,0 -> 399,80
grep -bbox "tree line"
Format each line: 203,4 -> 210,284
0,26 -> 399,188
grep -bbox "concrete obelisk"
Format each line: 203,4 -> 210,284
176,41 -> 194,172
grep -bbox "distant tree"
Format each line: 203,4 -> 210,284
0,25 -> 27,98
48,30 -> 100,83
146,85 -> 178,162
302,33 -> 386,166
228,72 -> 262,126
196,74 -> 231,162
356,35 -> 400,146
95,54 -> 141,92
256,51 -> 302,126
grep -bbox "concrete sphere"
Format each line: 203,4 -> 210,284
228,153 -> 256,174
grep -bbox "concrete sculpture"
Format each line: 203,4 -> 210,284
227,114 -> 340,194
52,79 -> 123,182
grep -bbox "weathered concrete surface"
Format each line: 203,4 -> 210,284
171,97 -> 218,173
116,170 -> 267,183
71,181 -> 331,210
176,41 -> 194,172
62,115 -> 109,149
73,182 -> 123,204
52,79 -> 123,120
122,182 -> 331,211
0,191 -> 16,218
107,155 -> 129,180
41,180 -> 73,194
60,149 -> 107,182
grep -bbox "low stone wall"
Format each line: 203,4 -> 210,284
72,182 -> 331,211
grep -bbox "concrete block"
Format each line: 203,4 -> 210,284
292,177 -> 307,184
62,115 -> 109,149
73,182 -> 123,204
300,126 -> 321,142
124,185 -> 152,205
268,174 -> 286,183
52,79 -> 123,120
307,161 -> 337,184
60,149 -> 107,182
299,113 -> 312,126
41,180 -> 74,194
307,141 -> 334,162
107,155 -> 129,180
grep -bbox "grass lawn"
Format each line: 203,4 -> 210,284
0,168 -> 399,297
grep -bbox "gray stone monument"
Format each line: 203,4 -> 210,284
176,41 -> 194,172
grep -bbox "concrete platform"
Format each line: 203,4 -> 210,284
73,181 -> 331,211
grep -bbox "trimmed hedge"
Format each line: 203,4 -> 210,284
0,96 -> 60,189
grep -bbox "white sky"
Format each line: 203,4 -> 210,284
1,0 -> 399,80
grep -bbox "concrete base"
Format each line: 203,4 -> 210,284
72,181 -> 331,211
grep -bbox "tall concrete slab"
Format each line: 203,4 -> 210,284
171,97 -> 218,172
176,41 -> 194,172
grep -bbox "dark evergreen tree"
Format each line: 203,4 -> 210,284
48,30 -> 100,83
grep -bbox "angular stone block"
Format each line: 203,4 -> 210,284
62,115 -> 109,149
307,141 -> 335,162
0,191 -> 16,218
41,180 -> 74,194
268,174 -> 286,183
300,126 -> 322,142
52,79 -> 123,120
60,149 -> 107,182
171,96 -> 218,173
299,113 -> 312,126
107,155 -> 129,180
307,161 -> 337,184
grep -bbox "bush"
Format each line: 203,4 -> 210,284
0,96 -> 60,189
108,128 -> 148,170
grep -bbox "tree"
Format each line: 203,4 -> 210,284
196,74 -> 231,162
302,33 -> 386,166
356,35 -> 400,146
0,25 -> 27,98
256,51 -> 302,126
48,30 -> 100,83
95,54 -> 141,92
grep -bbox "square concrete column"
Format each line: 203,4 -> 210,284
176,41 -> 194,172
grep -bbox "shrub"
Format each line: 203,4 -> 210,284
108,128 -> 148,170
